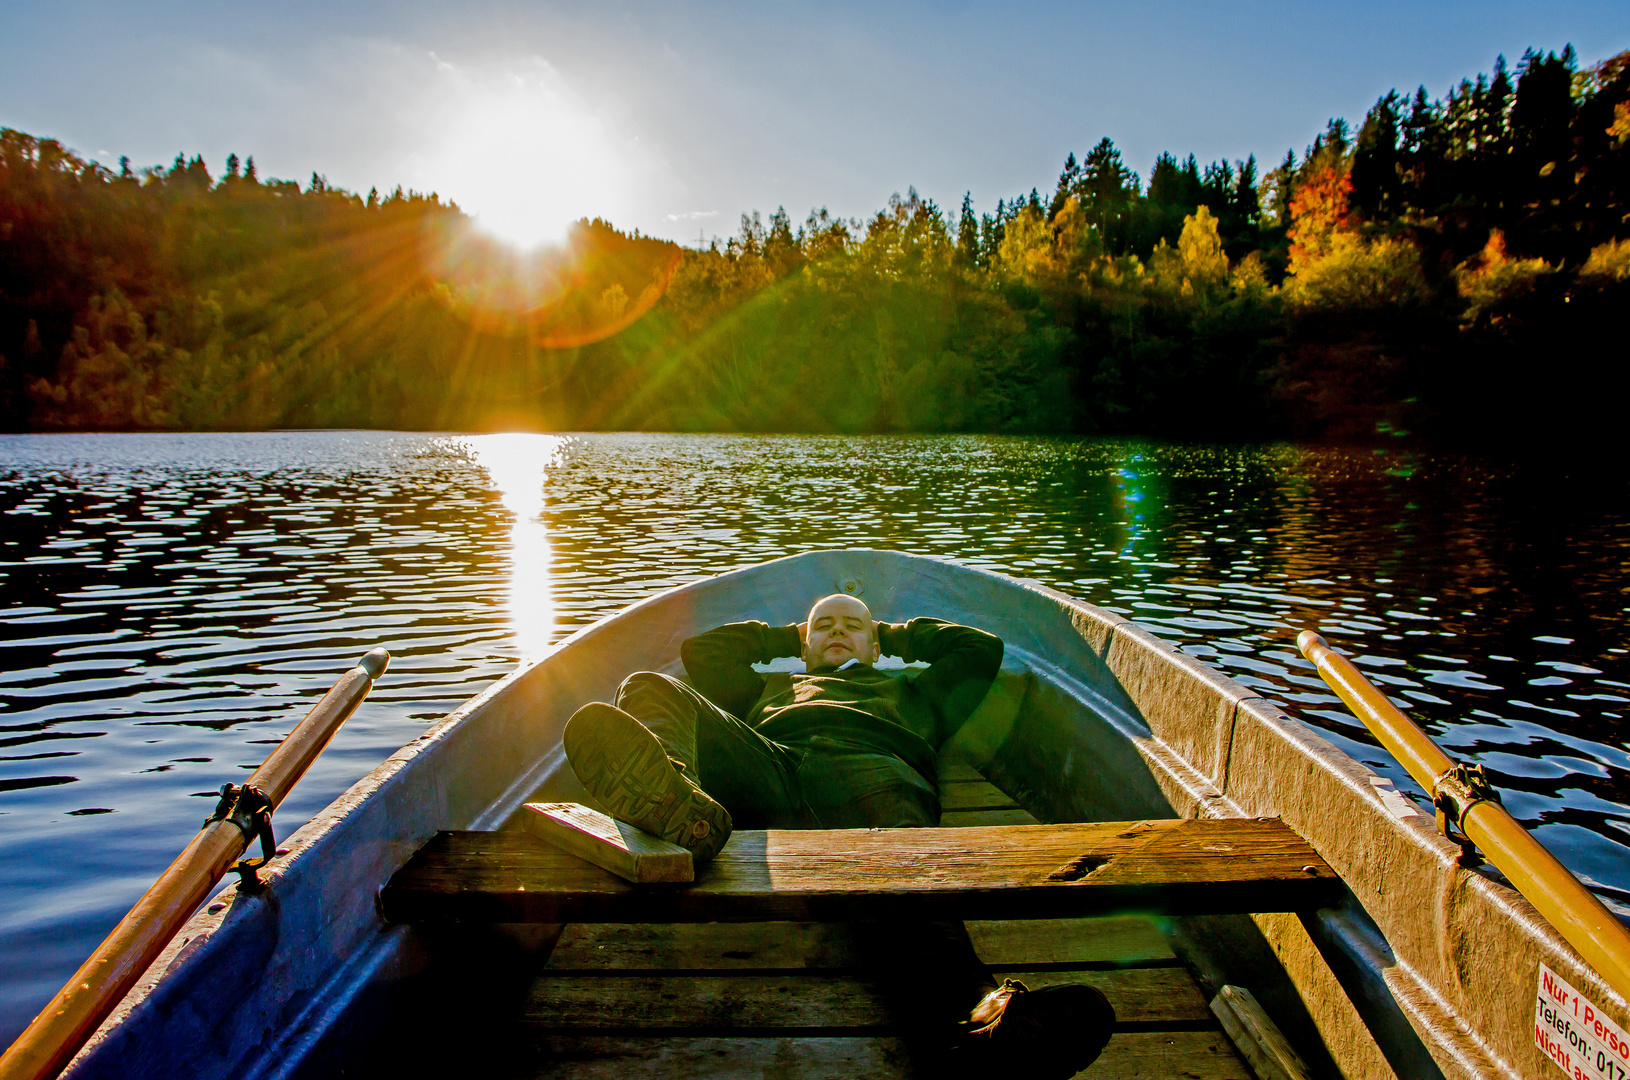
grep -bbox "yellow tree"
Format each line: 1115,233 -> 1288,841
995,202 -> 1059,281
1177,206 -> 1229,292
1148,206 -> 1229,298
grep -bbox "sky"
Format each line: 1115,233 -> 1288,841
2,0 -> 1628,249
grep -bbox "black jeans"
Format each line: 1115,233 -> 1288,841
609,671 -> 998,1034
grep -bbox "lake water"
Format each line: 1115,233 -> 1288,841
2,431 -> 1628,1044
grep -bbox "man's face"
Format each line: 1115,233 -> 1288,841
802,594 -> 879,670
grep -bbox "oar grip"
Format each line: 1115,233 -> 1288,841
359,648 -> 389,680
1297,629 -> 1453,791
249,649 -> 390,809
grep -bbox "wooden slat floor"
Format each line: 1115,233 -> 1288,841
504,758 -> 1253,1079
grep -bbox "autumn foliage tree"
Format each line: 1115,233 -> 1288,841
1286,161 -> 1356,272
2,46 -> 1627,445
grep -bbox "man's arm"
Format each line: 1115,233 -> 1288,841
680,621 -> 803,719
876,619 -> 1004,743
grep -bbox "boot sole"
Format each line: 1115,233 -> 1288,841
564,702 -> 732,861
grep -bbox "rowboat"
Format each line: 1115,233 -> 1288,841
13,549 -> 1630,1079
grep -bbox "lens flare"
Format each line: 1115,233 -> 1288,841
425,217 -> 681,348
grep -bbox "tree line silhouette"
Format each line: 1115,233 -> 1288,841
1,45 -> 1626,444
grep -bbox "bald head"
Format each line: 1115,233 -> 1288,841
802,593 -> 879,670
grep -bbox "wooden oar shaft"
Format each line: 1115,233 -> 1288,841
1297,631 -> 1455,784
0,648 -> 388,1080
1298,630 -> 1630,1004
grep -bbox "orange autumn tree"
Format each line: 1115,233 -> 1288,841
1286,160 -> 1356,273
1283,154 -> 1428,309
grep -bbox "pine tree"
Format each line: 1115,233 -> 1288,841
981,202 -> 1004,264
1351,93 -> 1403,219
1270,150 -> 1297,227
1233,155 -> 1260,224
1147,153 -> 1182,206
1201,160 -> 1233,212
1227,154 -> 1262,258
1483,56 -> 1513,160
1050,152 -> 1081,219
1081,138 -> 1135,206
957,192 -> 981,265
1179,155 -> 1203,207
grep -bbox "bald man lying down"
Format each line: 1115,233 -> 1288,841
563,593 -> 1114,1078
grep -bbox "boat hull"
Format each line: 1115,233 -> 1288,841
61,550 -> 1626,1080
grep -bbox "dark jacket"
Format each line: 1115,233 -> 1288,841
679,618 -> 1003,783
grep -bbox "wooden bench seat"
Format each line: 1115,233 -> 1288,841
381,816 -> 1340,925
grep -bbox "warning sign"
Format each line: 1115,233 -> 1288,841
1535,962 -> 1630,1080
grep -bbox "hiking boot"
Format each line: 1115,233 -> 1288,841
563,702 -> 733,861
953,978 -> 1115,1078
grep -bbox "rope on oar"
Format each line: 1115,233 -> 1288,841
0,648 -> 390,1080
1297,630 -> 1630,1005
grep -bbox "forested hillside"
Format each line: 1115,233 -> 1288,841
2,46 -> 1627,443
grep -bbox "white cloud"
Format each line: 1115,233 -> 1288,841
665,210 -> 719,221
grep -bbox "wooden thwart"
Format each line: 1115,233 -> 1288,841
382,816 -> 1340,924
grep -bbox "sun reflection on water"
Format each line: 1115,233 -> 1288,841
461,433 -> 566,658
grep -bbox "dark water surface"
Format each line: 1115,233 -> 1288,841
2,431 -> 1628,1042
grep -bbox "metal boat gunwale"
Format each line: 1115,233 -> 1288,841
56,549 -> 1627,1080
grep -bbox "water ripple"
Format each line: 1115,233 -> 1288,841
1,432 -> 1628,1042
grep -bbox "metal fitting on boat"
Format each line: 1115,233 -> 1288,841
1432,763 -> 1502,868
204,783 -> 278,891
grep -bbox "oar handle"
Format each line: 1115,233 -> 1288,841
0,649 -> 389,1080
1297,630 -> 1630,1004
248,648 -> 388,806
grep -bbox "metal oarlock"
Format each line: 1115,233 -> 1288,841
204,783 -> 277,891
1431,763 -> 1502,868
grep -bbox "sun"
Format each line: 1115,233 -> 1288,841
406,57 -> 649,250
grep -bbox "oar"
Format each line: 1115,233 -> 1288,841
0,648 -> 389,1080
1297,630 -> 1630,1003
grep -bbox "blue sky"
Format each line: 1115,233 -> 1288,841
3,0 -> 1627,247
